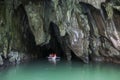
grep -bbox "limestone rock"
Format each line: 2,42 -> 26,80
0,0 -> 120,64
25,2 -> 49,45
76,0 -> 106,9
8,51 -> 20,64
0,55 -> 3,65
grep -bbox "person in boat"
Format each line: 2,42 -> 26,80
48,53 -> 56,59
48,53 -> 60,65
48,53 -> 61,59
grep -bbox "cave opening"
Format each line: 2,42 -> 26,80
14,4 -> 67,60
47,22 -> 65,59
35,21 -> 68,60
14,3 -> 87,62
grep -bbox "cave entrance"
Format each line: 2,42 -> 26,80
14,4 -> 65,60
36,22 -> 66,59
46,22 -> 65,59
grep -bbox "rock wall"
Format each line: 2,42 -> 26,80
0,0 -> 120,64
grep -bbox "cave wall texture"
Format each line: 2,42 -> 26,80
0,0 -> 120,64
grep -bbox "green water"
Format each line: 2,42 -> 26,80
0,60 -> 120,80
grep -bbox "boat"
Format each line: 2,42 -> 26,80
47,54 -> 60,61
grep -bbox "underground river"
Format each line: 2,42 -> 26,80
0,60 -> 120,80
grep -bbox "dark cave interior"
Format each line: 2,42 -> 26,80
14,4 -> 76,60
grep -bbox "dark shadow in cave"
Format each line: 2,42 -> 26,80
15,4 -> 87,61
14,4 -> 36,53
47,22 -> 65,59
14,4 -> 66,59
113,9 -> 120,31
14,4 -> 51,59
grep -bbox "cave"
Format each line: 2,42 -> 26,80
1,0 -> 120,80
0,0 -> 120,65
13,4 -> 68,60
12,0 -> 120,63
13,4 -> 78,61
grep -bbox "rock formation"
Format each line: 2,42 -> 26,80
0,0 -> 120,64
